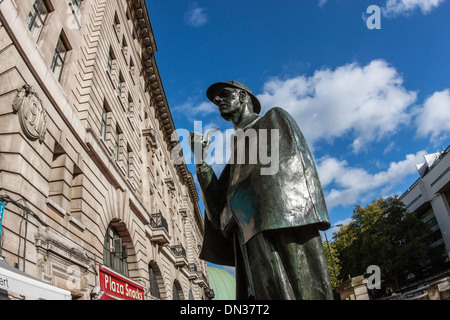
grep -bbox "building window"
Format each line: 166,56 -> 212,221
115,126 -> 121,161
173,281 -> 183,300
129,57 -> 135,73
426,216 -> 438,228
127,93 -> 134,113
126,146 -> 131,178
445,189 -> 450,207
101,102 -> 110,140
113,12 -> 120,34
122,36 -> 127,50
107,52 -> 113,73
103,226 -> 128,276
26,0 -> 51,42
50,35 -> 69,82
149,267 -> 161,299
117,73 -> 124,96
107,48 -> 115,74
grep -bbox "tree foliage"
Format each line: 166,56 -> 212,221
332,196 -> 432,291
323,235 -> 341,289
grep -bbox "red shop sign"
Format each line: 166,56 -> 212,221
98,265 -> 145,300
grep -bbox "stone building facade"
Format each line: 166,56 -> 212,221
400,146 -> 450,262
0,0 -> 209,300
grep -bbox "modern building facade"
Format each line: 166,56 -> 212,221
0,0 -> 209,300
400,145 -> 450,264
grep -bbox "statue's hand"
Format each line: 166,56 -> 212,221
189,129 -> 219,165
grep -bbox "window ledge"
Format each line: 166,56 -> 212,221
46,198 -> 68,217
69,216 -> 86,231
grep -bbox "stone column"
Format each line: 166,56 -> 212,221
431,193 -> 450,258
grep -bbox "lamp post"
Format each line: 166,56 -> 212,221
0,200 -> 5,256
324,224 -> 343,286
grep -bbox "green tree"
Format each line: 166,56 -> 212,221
332,196 -> 432,292
322,235 -> 341,289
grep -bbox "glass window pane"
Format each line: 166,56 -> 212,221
51,56 -> 63,80
101,106 -> 108,139
149,268 -> 161,299
27,0 -> 49,42
115,130 -> 119,160
51,37 -> 69,81
103,226 -> 129,277
107,53 -> 113,72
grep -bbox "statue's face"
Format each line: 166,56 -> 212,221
213,87 -> 243,121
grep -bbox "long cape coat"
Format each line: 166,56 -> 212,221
197,107 -> 330,266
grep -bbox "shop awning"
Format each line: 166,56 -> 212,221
0,258 -> 72,300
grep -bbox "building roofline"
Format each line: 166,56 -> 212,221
400,145 -> 450,201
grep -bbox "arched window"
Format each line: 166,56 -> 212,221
172,280 -> 184,300
173,283 -> 180,300
103,225 -> 128,276
149,266 -> 161,299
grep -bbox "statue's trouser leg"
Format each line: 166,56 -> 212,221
234,232 -> 254,300
243,227 -> 333,300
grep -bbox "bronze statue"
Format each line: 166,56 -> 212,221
190,81 -> 333,300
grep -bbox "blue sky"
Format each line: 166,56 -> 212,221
146,0 -> 450,271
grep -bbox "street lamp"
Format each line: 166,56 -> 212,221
323,224 -> 343,285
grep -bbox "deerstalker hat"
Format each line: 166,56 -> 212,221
206,80 -> 261,114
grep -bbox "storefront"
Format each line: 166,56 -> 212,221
0,258 -> 72,300
96,265 -> 145,300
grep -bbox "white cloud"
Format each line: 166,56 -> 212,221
253,59 -> 449,212
318,0 -> 446,16
174,100 -> 216,117
383,141 -> 397,154
415,89 -> 450,144
257,60 -> 417,153
318,0 -> 328,7
383,0 -> 446,17
316,150 -> 428,209
184,3 -> 208,27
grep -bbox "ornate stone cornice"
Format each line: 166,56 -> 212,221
127,0 -> 203,231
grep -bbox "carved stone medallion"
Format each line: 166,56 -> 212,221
13,85 -> 48,143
